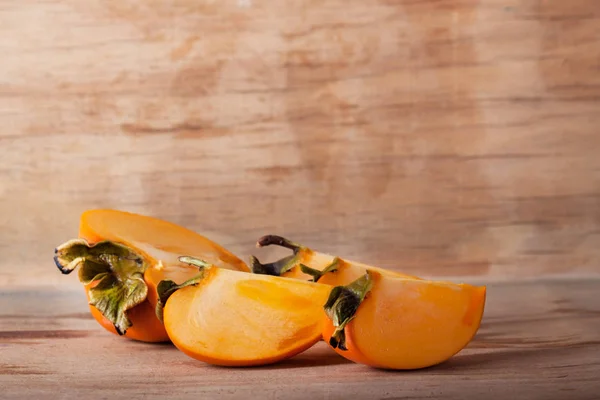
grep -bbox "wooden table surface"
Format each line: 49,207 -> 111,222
2,277 -> 599,399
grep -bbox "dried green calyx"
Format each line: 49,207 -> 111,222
154,256 -> 210,323
300,257 -> 341,282
324,272 -> 373,351
250,235 -> 306,276
54,239 -> 149,335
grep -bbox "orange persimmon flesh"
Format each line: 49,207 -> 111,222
322,271 -> 486,370
75,209 -> 249,342
79,209 -> 248,273
163,266 -> 331,366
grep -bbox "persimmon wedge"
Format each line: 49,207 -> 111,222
157,257 -> 332,367
54,209 -> 249,342
250,234 -> 421,282
322,269 -> 486,370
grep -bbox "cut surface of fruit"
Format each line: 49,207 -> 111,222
322,270 -> 486,370
251,234 -> 420,282
80,209 -> 248,272
161,259 -> 332,366
55,209 -> 249,342
79,209 -> 250,310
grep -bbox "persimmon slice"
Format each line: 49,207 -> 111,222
322,270 -> 486,370
159,257 -> 332,366
79,209 -> 247,271
54,209 -> 249,342
250,235 -> 420,282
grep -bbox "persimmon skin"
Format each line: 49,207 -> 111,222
321,321 -> 372,366
321,273 -> 486,370
83,282 -> 169,343
170,326 -> 321,367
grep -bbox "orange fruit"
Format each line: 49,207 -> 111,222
161,258 -> 331,366
321,269 -> 486,370
54,209 -> 248,342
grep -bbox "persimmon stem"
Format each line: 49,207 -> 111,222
256,235 -> 302,251
155,263 -> 207,323
300,257 -> 341,282
250,235 -> 305,277
324,272 -> 373,351
178,256 -> 212,269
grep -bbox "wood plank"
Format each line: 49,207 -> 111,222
1,0 -> 600,285
2,278 -> 599,399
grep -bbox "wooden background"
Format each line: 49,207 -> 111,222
1,0 -> 600,287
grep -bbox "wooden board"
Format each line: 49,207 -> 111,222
1,0 -> 600,286
2,278 -> 599,399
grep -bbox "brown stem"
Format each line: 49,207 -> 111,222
256,235 -> 302,252
250,235 -> 305,277
154,256 -> 209,323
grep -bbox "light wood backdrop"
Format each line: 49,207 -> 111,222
1,0 -> 599,286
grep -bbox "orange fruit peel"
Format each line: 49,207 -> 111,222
157,256 -> 332,367
321,267 -> 486,370
53,209 -> 249,342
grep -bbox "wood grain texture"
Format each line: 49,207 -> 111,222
2,278 -> 600,399
1,0 -> 599,285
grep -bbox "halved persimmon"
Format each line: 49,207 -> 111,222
321,268 -> 486,370
157,257 -> 332,366
250,235 -> 420,282
54,209 -> 249,342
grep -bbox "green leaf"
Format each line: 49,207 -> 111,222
54,238 -> 149,335
178,256 -> 212,269
89,272 -> 148,335
78,260 -> 111,284
300,257 -> 340,282
323,272 -> 374,351
250,254 -> 299,277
